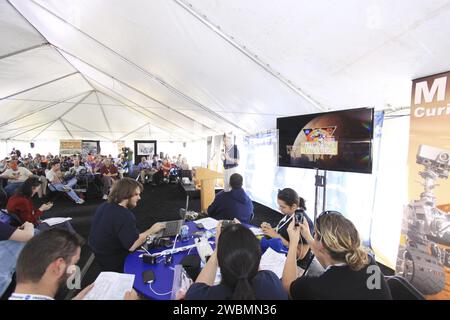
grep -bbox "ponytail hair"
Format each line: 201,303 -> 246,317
315,212 -> 369,271
277,188 -> 306,211
217,224 -> 261,300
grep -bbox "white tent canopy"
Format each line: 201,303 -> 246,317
1,0 -> 450,142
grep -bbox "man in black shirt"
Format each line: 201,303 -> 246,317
221,134 -> 239,192
89,178 -> 165,272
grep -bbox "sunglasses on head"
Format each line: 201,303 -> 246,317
315,210 -> 342,237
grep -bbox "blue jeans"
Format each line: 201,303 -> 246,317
0,239 -> 25,297
49,178 -> 82,203
4,182 -> 23,197
0,229 -> 40,297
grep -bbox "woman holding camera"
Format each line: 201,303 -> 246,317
260,188 -> 315,270
185,222 -> 287,300
282,211 -> 392,299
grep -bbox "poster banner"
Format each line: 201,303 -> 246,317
133,140 -> 156,164
60,140 -> 82,156
81,140 -> 100,157
396,72 -> 450,299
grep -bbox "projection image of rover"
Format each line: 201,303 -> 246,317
397,145 -> 450,296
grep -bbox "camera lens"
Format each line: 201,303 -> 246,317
438,152 -> 449,163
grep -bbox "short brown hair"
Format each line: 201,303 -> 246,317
229,173 -> 243,189
107,177 -> 143,204
16,229 -> 84,283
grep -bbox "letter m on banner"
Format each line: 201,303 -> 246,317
414,76 -> 447,104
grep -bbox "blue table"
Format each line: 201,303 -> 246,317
124,221 -> 212,300
124,221 -> 283,300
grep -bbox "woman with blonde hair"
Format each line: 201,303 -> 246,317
282,211 -> 392,299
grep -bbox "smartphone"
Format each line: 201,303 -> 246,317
221,220 -> 235,231
142,269 -> 155,284
295,210 -> 304,227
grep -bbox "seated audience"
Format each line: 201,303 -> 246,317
9,229 -> 137,300
68,158 -> 92,186
7,177 -> 53,226
161,158 -> 171,180
148,155 -> 163,185
137,157 -> 152,184
89,178 -> 165,272
46,160 -> 84,204
100,159 -> 119,200
179,157 -> 190,170
185,222 -> 287,300
175,154 -> 183,167
282,211 -> 392,300
0,160 -> 33,197
207,173 -> 254,223
70,158 -> 87,175
261,188 -> 315,270
0,158 -> 8,174
92,157 -> 103,174
19,157 -> 32,171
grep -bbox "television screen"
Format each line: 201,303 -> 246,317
277,107 -> 374,174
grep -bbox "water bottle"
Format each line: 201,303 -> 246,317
180,225 -> 189,242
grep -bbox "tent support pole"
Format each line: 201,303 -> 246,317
0,90 -> 92,128
62,119 -> 112,141
55,46 -> 226,135
0,43 -> 49,61
28,92 -> 93,141
0,72 -> 78,100
60,119 -> 74,139
115,122 -> 151,142
23,0 -> 249,132
95,91 -> 114,139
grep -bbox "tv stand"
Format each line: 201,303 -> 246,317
314,169 -> 327,223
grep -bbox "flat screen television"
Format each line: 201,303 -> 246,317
277,107 -> 374,174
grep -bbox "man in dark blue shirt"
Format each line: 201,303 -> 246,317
207,173 -> 254,223
89,178 -> 165,272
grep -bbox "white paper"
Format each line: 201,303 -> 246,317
83,272 -> 135,300
249,227 -> 264,236
214,267 -> 222,285
195,217 -> 219,230
259,248 -> 287,279
41,217 -> 72,226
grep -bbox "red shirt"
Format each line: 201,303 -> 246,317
7,195 -> 43,225
161,162 -> 171,176
100,164 -> 118,176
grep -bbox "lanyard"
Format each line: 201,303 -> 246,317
275,214 -> 294,232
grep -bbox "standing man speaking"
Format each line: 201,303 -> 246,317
221,133 -> 239,192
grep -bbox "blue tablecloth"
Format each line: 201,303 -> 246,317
124,221 -> 209,300
123,221 -> 287,300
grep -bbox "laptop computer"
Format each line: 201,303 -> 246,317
156,209 -> 187,238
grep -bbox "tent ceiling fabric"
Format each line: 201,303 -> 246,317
0,0 -> 45,57
1,0 -> 450,142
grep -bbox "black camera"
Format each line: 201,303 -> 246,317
147,236 -> 173,249
221,220 -> 235,231
294,209 -> 305,226
143,254 -> 157,264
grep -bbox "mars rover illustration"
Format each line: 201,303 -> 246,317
397,145 -> 449,296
